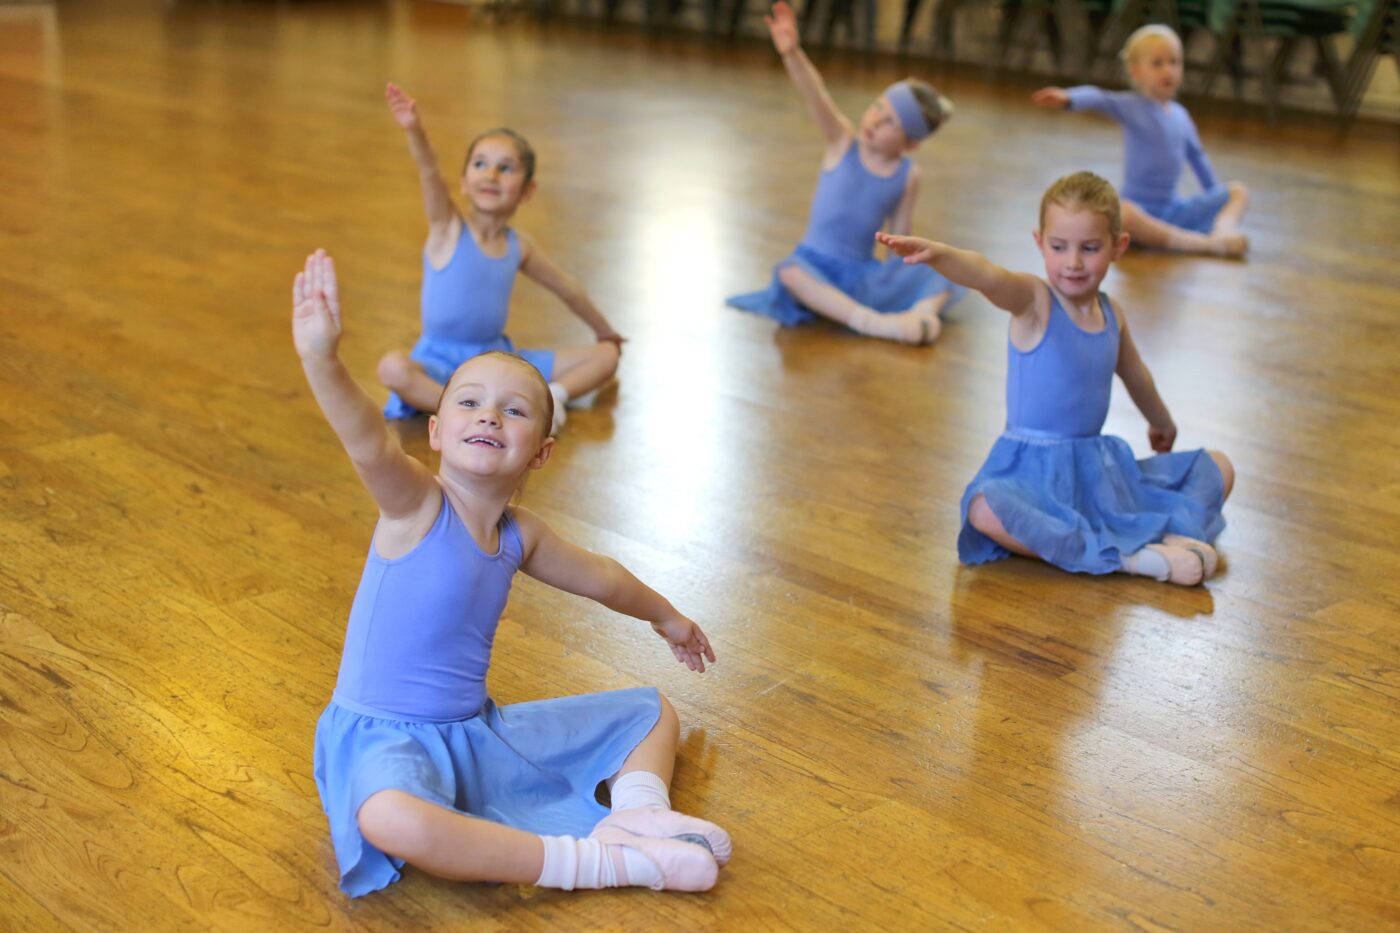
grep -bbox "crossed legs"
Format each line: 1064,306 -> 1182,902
1122,183 -> 1249,258
967,450 -> 1235,586
776,264 -> 946,345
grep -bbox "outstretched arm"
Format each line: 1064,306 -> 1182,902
518,234 -> 624,345
878,233 -> 1041,316
514,508 -> 716,672
292,250 -> 438,518
1114,311 -> 1177,452
1031,86 -> 1071,109
766,1 -> 853,149
385,83 -> 458,239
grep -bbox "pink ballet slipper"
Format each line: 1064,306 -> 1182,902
591,826 -> 720,892
591,807 -> 733,866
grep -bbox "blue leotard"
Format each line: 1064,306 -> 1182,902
727,142 -> 964,326
313,492 -> 660,896
384,225 -> 556,419
1066,86 -> 1230,233
958,288 -> 1226,573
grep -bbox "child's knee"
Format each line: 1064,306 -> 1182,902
1228,180 -> 1248,198
776,263 -> 803,289
377,351 -> 414,389
1208,449 -> 1235,499
595,339 -> 620,375
358,790 -> 428,856
967,494 -> 1000,534
655,691 -> 680,739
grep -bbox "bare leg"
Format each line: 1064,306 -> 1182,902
358,790 -> 545,883
776,265 -> 938,345
550,341 -> 620,399
609,692 -> 679,787
1122,200 -> 1247,259
1210,182 -> 1249,236
378,351 -> 445,413
1208,448 -> 1235,499
967,494 -> 1038,558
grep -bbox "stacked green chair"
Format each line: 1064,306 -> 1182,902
1341,0 -> 1398,120
1199,0 -> 1355,119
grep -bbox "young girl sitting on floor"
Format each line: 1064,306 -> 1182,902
1032,25 -> 1249,258
727,1 -> 963,346
293,250 -> 730,896
379,83 -> 623,433
880,172 -> 1235,585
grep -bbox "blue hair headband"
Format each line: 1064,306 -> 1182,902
884,82 -> 932,142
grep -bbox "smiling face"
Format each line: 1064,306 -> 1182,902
1127,33 -> 1184,101
429,353 -> 553,481
1034,204 -> 1129,300
858,95 -> 912,157
460,134 -> 535,215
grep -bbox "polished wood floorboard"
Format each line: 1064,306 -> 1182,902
2,1 -> 1399,929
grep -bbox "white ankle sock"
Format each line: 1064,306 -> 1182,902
1120,547 -> 1170,581
536,835 -> 661,890
610,771 -> 671,811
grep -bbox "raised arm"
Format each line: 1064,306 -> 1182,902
518,233 -> 624,345
292,250 -> 438,518
385,83 -> 459,241
766,2 -> 853,150
877,233 -> 1041,317
514,508 -> 716,672
1113,310 -> 1177,452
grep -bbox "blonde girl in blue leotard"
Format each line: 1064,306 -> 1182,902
727,1 -> 963,346
880,172 -> 1236,585
293,250 -> 730,897
378,83 -> 622,435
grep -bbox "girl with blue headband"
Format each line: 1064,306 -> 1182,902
377,83 -> 625,435
727,1 -> 964,345
1032,26 -> 1249,258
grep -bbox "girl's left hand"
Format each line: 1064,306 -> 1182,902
597,332 -> 626,352
876,232 -> 943,265
1148,422 -> 1177,453
654,615 -> 716,673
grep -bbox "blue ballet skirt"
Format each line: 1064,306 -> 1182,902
727,244 -> 966,327
958,429 -> 1226,574
313,688 -> 661,897
383,333 -> 557,420
1136,186 -> 1232,235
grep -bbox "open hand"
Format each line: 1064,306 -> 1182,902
764,1 -> 800,55
292,249 -> 342,360
653,614 -> 717,673
1148,422 -> 1177,453
385,82 -> 420,130
1031,87 -> 1070,109
876,232 -> 943,265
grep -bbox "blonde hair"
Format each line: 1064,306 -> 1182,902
905,78 -> 955,133
1039,171 -> 1123,239
1120,24 -> 1182,66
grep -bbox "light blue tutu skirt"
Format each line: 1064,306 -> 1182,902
958,430 -> 1225,574
1137,185 -> 1232,235
727,244 -> 966,327
313,687 -> 661,897
384,332 -> 557,419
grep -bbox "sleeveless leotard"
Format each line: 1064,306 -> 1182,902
957,288 -> 1226,573
313,493 -> 661,896
799,144 -> 912,261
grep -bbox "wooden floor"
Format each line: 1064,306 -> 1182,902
2,1 -> 1399,929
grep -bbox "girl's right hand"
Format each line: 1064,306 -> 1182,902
1031,87 -> 1070,109
765,1 -> 800,54
876,232 -> 944,265
385,82 -> 420,130
292,250 -> 342,360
